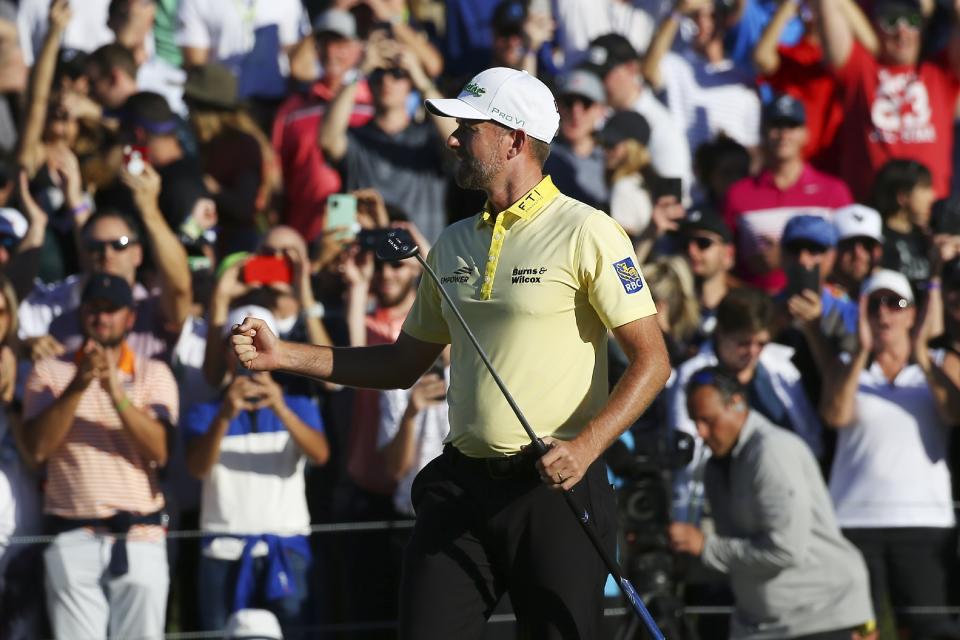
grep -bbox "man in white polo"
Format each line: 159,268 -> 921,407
231,67 -> 671,638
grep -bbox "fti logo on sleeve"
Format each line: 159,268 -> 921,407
613,257 -> 644,294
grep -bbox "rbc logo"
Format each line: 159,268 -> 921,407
613,257 -> 644,294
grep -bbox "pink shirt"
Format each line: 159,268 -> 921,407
723,164 -> 853,292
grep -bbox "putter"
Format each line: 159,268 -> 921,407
378,229 -> 665,640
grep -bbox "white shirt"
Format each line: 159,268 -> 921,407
176,0 -> 308,99
631,91 -> 694,200
17,0 -> 112,66
829,351 -> 955,529
659,50 -> 762,157
609,174 -> 652,236
378,369 -> 451,517
554,0 -> 656,71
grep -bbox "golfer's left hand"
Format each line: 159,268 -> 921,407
535,436 -> 595,491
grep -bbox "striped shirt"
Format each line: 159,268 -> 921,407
23,345 -> 179,538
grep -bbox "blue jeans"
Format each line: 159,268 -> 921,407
197,546 -> 310,638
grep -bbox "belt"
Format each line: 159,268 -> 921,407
45,510 -> 166,577
443,444 -> 539,479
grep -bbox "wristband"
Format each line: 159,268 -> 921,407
115,396 -> 131,413
304,302 -> 325,319
927,281 -> 941,291
70,201 -> 92,218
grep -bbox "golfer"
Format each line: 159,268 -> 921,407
232,67 -> 670,639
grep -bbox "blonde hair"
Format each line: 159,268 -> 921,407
642,256 -> 700,345
609,138 -> 653,184
0,274 -> 19,344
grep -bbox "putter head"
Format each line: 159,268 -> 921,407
376,228 -> 420,262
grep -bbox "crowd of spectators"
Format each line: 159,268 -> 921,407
0,0 -> 957,638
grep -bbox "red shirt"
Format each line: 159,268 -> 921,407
765,38 -> 843,172
833,42 -> 960,200
723,164 -> 853,293
346,306 -> 407,496
271,78 -> 374,241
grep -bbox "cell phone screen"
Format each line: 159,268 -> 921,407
783,263 -> 820,298
651,177 -> 682,202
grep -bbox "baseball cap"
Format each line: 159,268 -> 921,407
224,304 -> 278,339
680,205 -> 732,243
873,0 -> 922,19
492,0 -> 527,35
781,214 -> 837,248
557,68 -> 605,105
82,274 -> 134,309
597,111 -> 650,148
931,196 -> 960,235
763,94 -> 806,127
861,268 -> 914,303
581,34 -> 639,76
184,63 -> 239,110
312,9 -> 356,39
425,67 -> 560,143
0,207 -> 27,241
120,91 -> 179,135
833,204 -> 884,243
223,608 -> 283,640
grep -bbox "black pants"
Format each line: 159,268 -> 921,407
791,628 -> 857,640
399,445 -> 617,640
843,527 -> 960,640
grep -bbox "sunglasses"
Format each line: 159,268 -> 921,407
877,13 -> 922,33
867,294 -> 911,315
559,95 -> 595,110
785,240 -> 828,255
0,234 -> 19,251
685,236 -> 717,251
85,235 -> 139,254
837,237 -> 880,252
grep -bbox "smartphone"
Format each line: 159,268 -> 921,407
783,263 -> 820,298
356,228 -> 390,252
243,255 -> 292,285
123,144 -> 149,176
651,177 -> 683,202
326,194 -> 358,239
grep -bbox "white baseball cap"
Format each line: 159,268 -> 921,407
0,207 -> 27,240
834,204 -> 884,243
425,67 -> 560,143
861,269 -> 914,303
223,608 -> 283,639
224,304 -> 278,339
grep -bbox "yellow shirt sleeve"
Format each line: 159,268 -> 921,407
401,249 -> 452,344
577,212 -> 657,329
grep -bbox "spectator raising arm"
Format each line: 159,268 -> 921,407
186,374 -> 249,477
8,171 -> 47,302
366,0 -> 444,78
381,370 -> 446,481
120,164 -> 192,332
250,372 -> 329,464
819,296 -> 871,428
814,0 -> 855,69
642,0 -> 714,90
754,0 -> 801,75
396,49 -> 457,141
16,0 -> 70,176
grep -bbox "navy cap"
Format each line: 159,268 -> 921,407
597,110 -> 650,148
764,94 -> 806,127
781,214 -> 837,248
873,0 -> 922,18
680,205 -> 732,243
581,34 -> 639,76
492,0 -> 527,34
82,274 -> 134,309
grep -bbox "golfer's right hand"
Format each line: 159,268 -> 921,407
231,317 -> 281,372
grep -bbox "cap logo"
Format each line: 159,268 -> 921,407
463,82 -> 486,98
853,213 -> 864,222
588,47 -> 608,65
491,106 -> 525,128
777,95 -> 792,110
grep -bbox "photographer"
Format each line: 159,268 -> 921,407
668,366 -> 875,640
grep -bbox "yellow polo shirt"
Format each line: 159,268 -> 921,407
402,176 -> 657,457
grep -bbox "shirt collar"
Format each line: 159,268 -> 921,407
477,175 -> 560,228
756,163 -> 812,189
729,410 -> 761,458
74,340 -> 136,376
